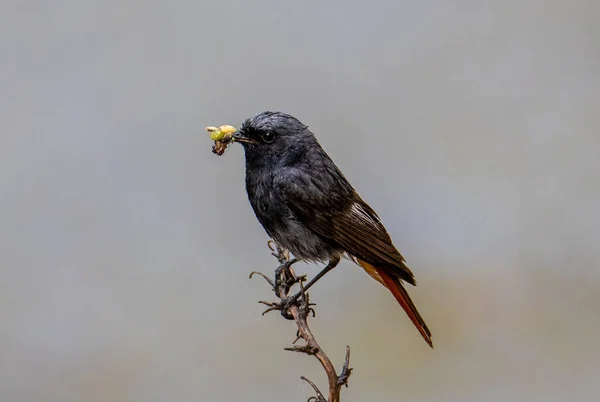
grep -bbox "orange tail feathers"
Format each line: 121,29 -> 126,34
357,259 -> 433,348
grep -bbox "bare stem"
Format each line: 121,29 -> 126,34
250,241 -> 353,402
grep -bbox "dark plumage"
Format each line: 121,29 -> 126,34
233,111 -> 432,347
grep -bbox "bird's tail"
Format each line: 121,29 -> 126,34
357,259 -> 433,348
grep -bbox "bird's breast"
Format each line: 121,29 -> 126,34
244,168 -> 335,262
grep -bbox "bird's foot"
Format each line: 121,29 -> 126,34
249,258 -> 298,292
295,289 -> 316,318
258,296 -> 297,320
253,240 -> 309,319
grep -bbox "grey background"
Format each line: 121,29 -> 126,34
1,1 -> 599,401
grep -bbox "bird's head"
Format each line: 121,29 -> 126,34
232,111 -> 316,166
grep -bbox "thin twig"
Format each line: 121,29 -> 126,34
250,241 -> 353,402
301,376 -> 327,402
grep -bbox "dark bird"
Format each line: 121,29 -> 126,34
232,111 -> 432,348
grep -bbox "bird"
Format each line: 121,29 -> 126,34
230,111 -> 432,348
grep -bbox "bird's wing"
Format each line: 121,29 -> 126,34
273,167 -> 415,284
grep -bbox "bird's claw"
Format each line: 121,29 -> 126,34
258,297 -> 296,320
254,240 -> 312,318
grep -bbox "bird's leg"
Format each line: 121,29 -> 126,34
286,257 -> 340,305
273,258 -> 338,319
261,257 -> 337,319
258,243 -> 338,319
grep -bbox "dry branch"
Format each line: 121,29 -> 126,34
250,241 -> 353,402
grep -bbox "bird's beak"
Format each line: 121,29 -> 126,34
232,131 -> 258,145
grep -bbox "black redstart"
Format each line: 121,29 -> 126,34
227,111 -> 432,347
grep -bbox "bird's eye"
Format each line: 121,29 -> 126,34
261,131 -> 275,143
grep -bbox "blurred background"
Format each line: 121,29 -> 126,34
1,1 -> 599,401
